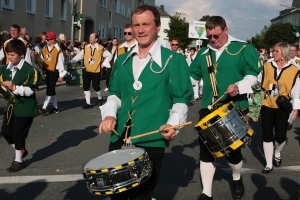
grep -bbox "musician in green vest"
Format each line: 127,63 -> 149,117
99,5 -> 193,200
0,39 -> 40,172
189,16 -> 262,200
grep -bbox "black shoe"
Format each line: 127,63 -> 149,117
49,108 -> 59,114
274,157 -> 281,167
98,99 -> 104,107
261,167 -> 273,174
198,193 -> 213,200
231,177 -> 244,200
39,109 -> 47,116
82,104 -> 92,109
7,161 -> 25,172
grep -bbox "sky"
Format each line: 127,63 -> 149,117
157,0 -> 292,41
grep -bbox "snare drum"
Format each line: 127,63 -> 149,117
83,148 -> 152,195
195,102 -> 254,158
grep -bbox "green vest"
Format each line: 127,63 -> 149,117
0,61 -> 40,117
190,41 -> 262,109
109,47 -> 193,148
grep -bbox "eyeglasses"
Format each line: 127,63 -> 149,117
124,32 -> 132,36
171,44 -> 179,46
206,30 -> 223,40
45,39 -> 53,41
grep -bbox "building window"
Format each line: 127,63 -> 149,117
2,0 -> 14,10
121,1 -> 125,16
99,0 -> 107,8
99,22 -> 106,39
60,0 -> 67,21
114,26 -> 119,39
126,4 -> 130,18
26,0 -> 36,14
45,0 -> 53,18
109,10 -> 112,28
114,0 -> 120,13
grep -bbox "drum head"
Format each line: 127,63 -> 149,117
84,148 -> 145,170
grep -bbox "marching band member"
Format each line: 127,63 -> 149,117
189,16 -> 262,200
186,47 -> 200,101
0,24 -> 32,66
259,42 -> 300,174
70,33 -> 112,108
99,5 -> 193,200
40,31 -> 67,115
0,39 -> 40,172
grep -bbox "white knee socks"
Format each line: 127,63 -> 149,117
84,91 -> 91,105
200,161 -> 216,197
52,95 -> 58,108
263,142 -> 274,168
42,95 -> 51,109
228,160 -> 243,180
96,90 -> 102,100
15,150 -> 23,163
274,141 -> 285,158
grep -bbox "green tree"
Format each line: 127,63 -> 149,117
264,23 -> 297,47
164,12 -> 193,49
199,15 -> 210,21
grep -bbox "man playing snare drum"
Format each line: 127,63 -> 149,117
189,16 -> 262,200
99,4 -> 193,200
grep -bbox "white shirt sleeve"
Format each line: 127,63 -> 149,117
56,52 -> 67,77
166,103 -> 188,126
13,85 -> 34,96
0,48 -> 5,63
70,49 -> 84,62
25,47 -> 32,66
236,75 -> 257,94
290,77 -> 300,109
100,95 -> 121,119
102,50 -> 113,68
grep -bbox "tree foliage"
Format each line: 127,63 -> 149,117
164,12 -> 193,49
248,23 -> 297,49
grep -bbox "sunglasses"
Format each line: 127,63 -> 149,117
171,44 -> 179,46
124,32 -> 132,36
206,30 -> 223,40
45,38 -> 53,41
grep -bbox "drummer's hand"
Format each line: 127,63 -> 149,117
225,84 -> 239,97
2,81 -> 16,91
57,77 -> 64,83
99,116 -> 116,134
292,109 -> 298,121
160,124 -> 176,141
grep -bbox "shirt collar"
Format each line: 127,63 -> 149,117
88,43 -> 98,48
6,58 -> 25,71
271,60 -> 293,69
119,40 -> 138,48
202,35 -> 246,55
122,40 -> 162,67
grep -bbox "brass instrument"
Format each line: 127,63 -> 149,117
32,49 -> 46,77
0,83 -> 15,104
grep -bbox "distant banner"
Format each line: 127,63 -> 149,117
188,21 -> 207,39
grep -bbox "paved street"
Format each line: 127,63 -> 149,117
0,80 -> 300,200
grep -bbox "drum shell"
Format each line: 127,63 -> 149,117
82,148 -> 153,195
195,102 -> 254,158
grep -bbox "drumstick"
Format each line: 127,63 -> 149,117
123,121 -> 192,141
208,93 -> 226,110
112,128 -> 119,136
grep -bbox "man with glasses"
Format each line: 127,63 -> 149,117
0,24 -> 32,65
170,38 -> 180,53
117,24 -> 138,57
40,31 -> 67,115
190,16 -> 261,200
70,33 -> 112,109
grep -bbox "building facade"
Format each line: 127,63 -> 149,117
271,0 -> 300,26
0,0 -> 157,43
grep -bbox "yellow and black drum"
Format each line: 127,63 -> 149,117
83,148 -> 152,195
195,101 -> 254,158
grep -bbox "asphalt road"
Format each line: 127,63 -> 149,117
0,80 -> 300,200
